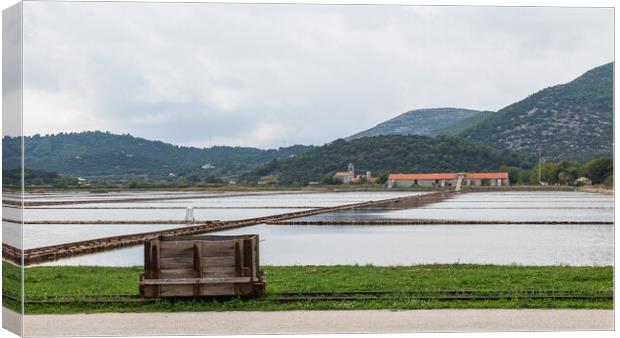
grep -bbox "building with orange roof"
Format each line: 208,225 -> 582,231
352,171 -> 379,183
387,172 -> 509,188
462,172 -> 509,187
333,163 -> 355,184
334,164 -> 380,184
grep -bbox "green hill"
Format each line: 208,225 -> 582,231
243,135 -> 532,184
2,131 -> 312,179
460,62 -> 613,162
347,108 -> 492,140
431,112 -> 495,136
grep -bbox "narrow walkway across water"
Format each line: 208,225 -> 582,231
3,191 -> 454,265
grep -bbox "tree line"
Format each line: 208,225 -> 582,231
500,157 -> 612,187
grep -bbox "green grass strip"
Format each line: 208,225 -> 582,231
2,261 -> 612,313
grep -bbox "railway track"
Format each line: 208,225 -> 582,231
4,289 -> 612,305
3,191 -> 456,265
262,290 -> 613,302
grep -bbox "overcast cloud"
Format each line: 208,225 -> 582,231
21,2 -> 613,148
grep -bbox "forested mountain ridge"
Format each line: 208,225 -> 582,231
2,131 -> 312,178
346,108 -> 492,140
243,135 -> 532,184
460,62 -> 613,162
431,112 -> 495,136
3,63 -> 611,182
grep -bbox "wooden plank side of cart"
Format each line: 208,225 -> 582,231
140,234 -> 264,298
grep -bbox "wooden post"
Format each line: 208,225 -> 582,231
193,241 -> 203,296
234,240 -> 242,295
144,241 -> 152,279
252,235 -> 264,296
251,236 -> 258,282
243,238 -> 252,279
151,240 -> 160,297
234,240 -> 242,277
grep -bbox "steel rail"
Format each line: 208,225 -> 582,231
5,289 -> 612,305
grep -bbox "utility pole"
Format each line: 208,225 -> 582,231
538,148 -> 543,185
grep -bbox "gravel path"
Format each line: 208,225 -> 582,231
2,308 -> 613,336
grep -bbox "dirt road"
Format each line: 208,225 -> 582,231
2,308 -> 613,336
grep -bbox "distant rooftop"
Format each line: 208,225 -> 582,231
389,173 -> 458,180
388,172 -> 508,180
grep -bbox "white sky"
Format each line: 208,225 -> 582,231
20,2 -> 613,148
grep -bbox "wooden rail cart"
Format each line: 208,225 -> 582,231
140,234 -> 265,298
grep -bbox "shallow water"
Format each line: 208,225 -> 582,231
22,207 -> 313,222
19,223 -> 189,249
300,208 -> 613,222
30,191 -> 425,209
6,191 -> 424,251
299,191 -> 614,222
5,190 -> 613,267
39,223 -> 613,267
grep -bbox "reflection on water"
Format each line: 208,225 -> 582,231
300,191 -> 614,222
300,207 -> 613,222
11,190 -> 614,268
40,223 -> 613,267
19,223 -> 189,249
12,191 -> 424,250
38,245 -> 143,267
27,191 -> 425,208
22,208 -> 313,222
